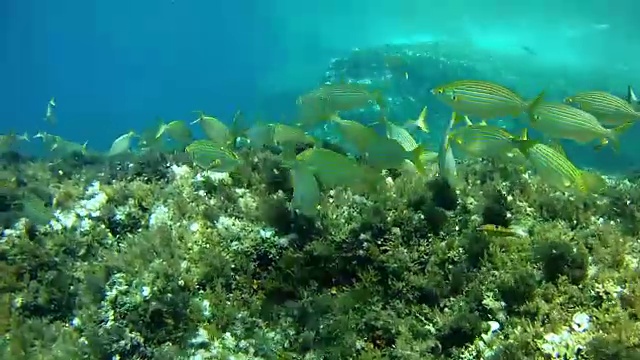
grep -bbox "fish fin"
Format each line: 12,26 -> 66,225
520,128 -> 529,141
526,90 -> 546,115
579,170 -> 606,193
451,112 -> 471,126
600,122 -> 633,152
479,119 -> 488,126
548,140 -> 567,157
613,121 -> 634,135
410,145 -> 427,174
628,85 -> 638,104
405,106 -> 429,133
511,138 -> 537,155
155,123 -> 167,139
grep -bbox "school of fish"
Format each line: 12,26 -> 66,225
5,80 -> 640,231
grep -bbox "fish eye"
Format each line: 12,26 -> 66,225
534,115 -> 541,120
437,88 -> 444,94
451,94 -> 458,101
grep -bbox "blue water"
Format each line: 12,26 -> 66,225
3,0 -> 640,161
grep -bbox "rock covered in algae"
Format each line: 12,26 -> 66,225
0,138 -> 639,360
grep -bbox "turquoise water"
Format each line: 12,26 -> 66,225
3,0 -> 640,167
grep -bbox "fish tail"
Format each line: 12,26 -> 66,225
411,145 -> 427,174
451,112 -> 472,126
511,138 -> 536,155
520,127 -> 529,141
579,170 -> 606,193
526,90 -> 546,115
155,123 -> 167,139
415,106 -> 429,133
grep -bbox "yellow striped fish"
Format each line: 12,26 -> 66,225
513,140 -> 605,193
431,80 -> 544,120
295,148 -> 380,191
528,102 -> 630,151
564,91 -> 640,126
290,163 -> 321,217
297,84 -> 386,125
448,124 -> 518,158
191,111 -> 231,146
185,140 -> 241,171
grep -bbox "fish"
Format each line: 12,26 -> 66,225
191,111 -> 231,146
51,137 -> 89,155
438,112 -> 470,187
448,124 -> 519,159
108,131 -> 136,157
364,137 -> 428,174
627,85 -> 639,111
44,97 -> 57,124
185,140 -> 241,172
290,163 -> 321,217
477,224 -> 527,238
385,120 -> 420,151
297,84 -> 386,125
431,80 -> 545,120
245,123 -> 276,150
330,116 -> 380,155
272,124 -> 314,146
295,148 -> 379,191
528,102 -> 631,151
512,139 -> 606,193
564,91 -> 640,126
156,120 -> 193,144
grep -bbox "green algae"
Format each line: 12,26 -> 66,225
0,147 -> 639,359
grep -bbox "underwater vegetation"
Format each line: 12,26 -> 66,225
2,40 -> 640,359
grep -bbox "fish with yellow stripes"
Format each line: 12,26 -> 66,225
512,139 -> 605,194
431,80 -> 544,120
564,91 -> 640,127
528,102 -> 631,151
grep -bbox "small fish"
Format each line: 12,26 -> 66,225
45,97 -> 57,124
448,124 -> 518,159
477,224 -> 527,238
156,120 -> 193,144
528,102 -> 630,151
627,85 -> 639,111
51,137 -> 88,155
564,91 -> 640,126
365,136 -> 428,174
191,111 -> 231,146
431,80 -> 545,120
290,163 -> 321,217
185,140 -> 241,172
438,112 -> 469,187
295,148 -> 379,191
297,84 -> 386,125
108,131 -> 136,157
512,139 -> 606,193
